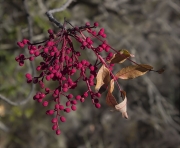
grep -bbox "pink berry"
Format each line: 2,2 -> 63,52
17,42 -> 24,48
55,104 -> 59,109
94,99 -> 99,103
71,68 -> 76,73
94,22 -> 99,27
48,29 -> 54,34
67,94 -> 73,99
44,48 -> 49,53
63,88 -> 68,92
95,93 -> 101,98
105,46 -> 110,52
19,61 -> 24,66
75,95 -> 81,100
25,73 -> 32,79
83,92 -> 88,97
63,83 -> 68,88
95,103 -> 101,108
64,108 -> 71,113
52,124 -> 57,130
56,129 -> 61,135
71,100 -> 77,105
89,65 -> 95,71
85,22 -> 90,26
82,41 -> 87,46
66,101 -> 71,107
59,105 -> 64,110
60,116 -> 66,122
71,105 -> 77,111
80,97 -> 85,103
22,39 -> 29,44
102,34 -> 107,38
42,101 -> 48,107
29,56 -> 34,61
51,118 -> 58,123
46,110 -> 54,115
45,88 -> 50,93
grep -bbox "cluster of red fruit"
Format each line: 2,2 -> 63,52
16,22 -> 116,135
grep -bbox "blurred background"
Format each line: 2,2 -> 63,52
0,0 -> 180,148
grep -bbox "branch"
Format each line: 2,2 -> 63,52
45,0 -> 73,28
0,0 -> 36,106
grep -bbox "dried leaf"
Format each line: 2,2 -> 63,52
106,80 -> 118,107
98,84 -> 108,94
107,49 -> 131,64
115,64 -> 153,79
95,65 -> 110,92
115,90 -> 128,119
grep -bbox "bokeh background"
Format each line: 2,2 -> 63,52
0,0 -> 180,148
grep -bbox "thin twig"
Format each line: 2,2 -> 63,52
0,0 -> 36,106
45,0 -> 73,28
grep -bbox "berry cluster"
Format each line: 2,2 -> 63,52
16,22 -> 117,135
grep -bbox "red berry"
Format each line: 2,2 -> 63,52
63,83 -> 68,88
80,97 -> 85,103
94,99 -> 99,103
71,100 -> 77,105
52,124 -> 57,130
56,129 -> 61,135
89,65 -> 95,71
66,101 -> 71,107
94,22 -> 99,27
95,103 -> 101,108
46,110 -> 54,115
82,41 -> 87,46
105,46 -> 110,52
75,95 -> 81,100
67,94 -> 73,99
83,92 -> 88,97
19,61 -> 24,66
55,104 -> 59,109
29,56 -> 34,61
17,42 -> 24,48
25,73 -> 32,79
22,39 -> 29,44
60,116 -> 66,122
46,75 -> 51,81
48,29 -> 54,34
51,118 -> 58,123
71,105 -> 76,111
45,88 -> 50,93
42,101 -> 48,107
85,22 -> 90,26
64,108 -> 71,113
63,88 -> 68,92
95,93 -> 101,98
59,105 -> 64,110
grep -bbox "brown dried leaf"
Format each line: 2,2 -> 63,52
98,84 -> 108,94
115,90 -> 128,119
106,79 -> 118,107
107,49 -> 131,64
95,65 -> 110,92
115,64 -> 153,79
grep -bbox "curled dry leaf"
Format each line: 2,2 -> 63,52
115,64 -> 153,79
107,49 -> 131,64
95,65 -> 110,92
115,90 -> 128,119
106,79 -> 118,107
98,84 -> 108,94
